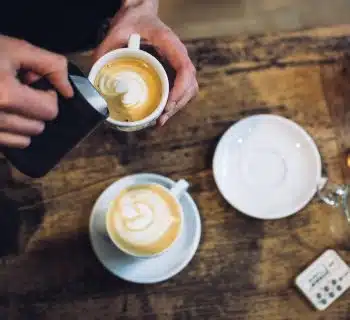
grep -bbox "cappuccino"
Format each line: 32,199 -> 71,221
94,57 -> 162,122
106,184 -> 182,256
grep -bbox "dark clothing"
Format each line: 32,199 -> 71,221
0,2 -> 122,53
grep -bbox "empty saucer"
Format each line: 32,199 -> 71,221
89,173 -> 201,283
213,115 -> 322,219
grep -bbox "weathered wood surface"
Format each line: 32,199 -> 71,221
2,25 -> 350,319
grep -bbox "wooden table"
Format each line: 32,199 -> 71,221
2,25 -> 350,319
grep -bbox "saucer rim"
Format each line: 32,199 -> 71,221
213,114 -> 322,220
89,173 -> 201,284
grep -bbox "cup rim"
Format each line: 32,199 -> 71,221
105,182 -> 184,258
88,48 -> 169,128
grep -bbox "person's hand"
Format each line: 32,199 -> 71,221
0,35 -> 73,148
94,0 -> 198,126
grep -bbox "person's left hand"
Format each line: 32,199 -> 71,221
94,0 -> 198,126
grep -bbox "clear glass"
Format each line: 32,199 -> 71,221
318,181 -> 350,248
318,181 -> 350,222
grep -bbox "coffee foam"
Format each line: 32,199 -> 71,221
113,189 -> 176,246
93,57 -> 162,122
108,184 -> 181,255
98,71 -> 148,107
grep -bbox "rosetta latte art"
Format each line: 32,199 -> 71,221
94,57 -> 162,122
113,188 -> 177,246
97,71 -> 148,107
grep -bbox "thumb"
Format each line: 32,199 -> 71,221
94,30 -> 130,62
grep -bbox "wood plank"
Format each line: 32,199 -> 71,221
2,25 -> 350,319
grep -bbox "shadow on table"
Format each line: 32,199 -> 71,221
0,158 -> 45,258
0,158 -> 46,318
8,232 -> 150,318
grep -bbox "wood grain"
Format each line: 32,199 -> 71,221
2,25 -> 350,319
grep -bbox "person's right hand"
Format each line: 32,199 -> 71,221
0,35 -> 73,149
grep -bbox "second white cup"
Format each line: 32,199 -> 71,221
105,179 -> 189,258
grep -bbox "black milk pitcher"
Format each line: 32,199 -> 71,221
2,62 -> 109,178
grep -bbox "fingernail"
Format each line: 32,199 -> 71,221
20,137 -> 31,149
37,121 -> 45,134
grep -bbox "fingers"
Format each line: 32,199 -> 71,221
149,25 -> 190,72
12,84 -> 58,120
21,71 -> 41,85
94,29 -> 130,61
46,71 -> 73,98
0,132 -> 31,149
167,62 -> 197,107
159,78 -> 198,126
16,40 -> 73,98
0,112 -> 45,148
147,25 -> 198,125
0,78 -> 48,149
0,77 -> 59,121
0,111 -> 45,136
178,80 -> 199,107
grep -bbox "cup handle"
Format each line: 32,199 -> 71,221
170,179 -> 190,199
128,34 -> 141,50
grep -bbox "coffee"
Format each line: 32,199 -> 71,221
107,184 -> 182,256
94,57 -> 162,122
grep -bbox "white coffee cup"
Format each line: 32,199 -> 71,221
104,179 -> 189,258
88,34 -> 169,131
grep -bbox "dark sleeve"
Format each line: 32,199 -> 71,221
0,1 -> 122,53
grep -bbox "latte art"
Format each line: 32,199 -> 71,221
94,57 -> 162,122
107,184 -> 182,256
116,189 -> 177,246
97,71 -> 148,107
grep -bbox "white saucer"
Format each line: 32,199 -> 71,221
89,173 -> 201,284
213,115 -> 322,219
